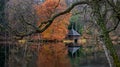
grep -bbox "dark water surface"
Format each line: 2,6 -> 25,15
7,42 -> 109,67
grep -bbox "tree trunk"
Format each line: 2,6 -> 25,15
92,1 -> 120,66
99,39 -> 113,67
99,22 -> 120,67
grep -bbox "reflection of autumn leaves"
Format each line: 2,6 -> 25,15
37,43 -> 71,67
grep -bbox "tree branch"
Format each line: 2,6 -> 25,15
16,1 -> 90,37
38,1 -> 89,30
107,20 -> 120,33
106,0 -> 120,33
54,0 -> 60,8
15,30 -> 36,37
20,15 -> 41,31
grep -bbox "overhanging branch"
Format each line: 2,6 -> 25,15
38,1 -> 89,31
39,1 -> 89,25
16,1 -> 90,37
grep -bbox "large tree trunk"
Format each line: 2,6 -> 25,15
91,0 -> 120,66
99,22 -> 120,67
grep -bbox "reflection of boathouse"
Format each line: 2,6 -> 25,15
68,44 -> 81,58
66,28 -> 81,57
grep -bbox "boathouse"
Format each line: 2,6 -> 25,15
67,28 -> 80,43
66,28 -> 81,57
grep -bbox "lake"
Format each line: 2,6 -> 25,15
5,42 -> 109,67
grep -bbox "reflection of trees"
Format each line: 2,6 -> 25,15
37,43 -> 71,67
8,42 -> 38,67
7,42 -> 71,67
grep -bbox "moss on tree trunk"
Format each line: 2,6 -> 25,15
99,20 -> 120,67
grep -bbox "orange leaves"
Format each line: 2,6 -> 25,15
35,0 -> 71,40
37,43 -> 71,67
41,14 -> 71,40
35,0 -> 60,22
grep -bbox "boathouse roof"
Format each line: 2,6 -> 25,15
68,28 -> 80,36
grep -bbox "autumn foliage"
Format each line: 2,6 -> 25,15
35,0 -> 71,40
37,43 -> 71,67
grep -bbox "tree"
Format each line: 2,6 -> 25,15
0,0 -> 9,67
2,0 -> 120,66
90,0 -> 120,67
34,0 -> 120,66
6,0 -> 38,37
35,0 -> 71,40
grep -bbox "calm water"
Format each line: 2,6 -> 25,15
7,42 -> 109,67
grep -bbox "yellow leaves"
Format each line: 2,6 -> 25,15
18,39 -> 27,44
78,38 -> 87,44
63,40 -> 74,43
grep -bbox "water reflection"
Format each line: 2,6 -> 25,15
37,42 -> 71,67
36,42 -> 109,67
8,42 -> 109,67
